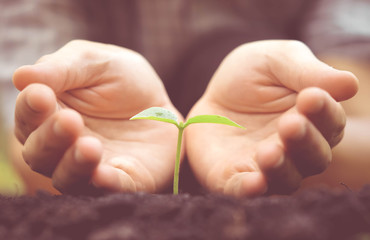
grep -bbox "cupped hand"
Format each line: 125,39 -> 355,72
186,40 -> 359,197
13,40 -> 183,194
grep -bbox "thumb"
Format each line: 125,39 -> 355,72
12,40 -> 110,93
266,40 -> 359,101
13,62 -> 73,93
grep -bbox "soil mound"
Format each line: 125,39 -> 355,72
1,186 -> 370,240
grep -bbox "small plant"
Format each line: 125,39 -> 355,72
130,107 -> 245,195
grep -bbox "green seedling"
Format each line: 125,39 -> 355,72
130,107 -> 245,195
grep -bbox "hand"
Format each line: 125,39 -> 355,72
186,40 -> 358,197
13,40 -> 183,194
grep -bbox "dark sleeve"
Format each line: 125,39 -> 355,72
300,0 -> 370,61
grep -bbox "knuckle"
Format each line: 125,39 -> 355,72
120,49 -> 148,66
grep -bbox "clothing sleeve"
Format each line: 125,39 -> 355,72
301,0 -> 370,61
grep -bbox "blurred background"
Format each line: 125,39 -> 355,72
0,101 -> 24,196
0,0 -> 369,196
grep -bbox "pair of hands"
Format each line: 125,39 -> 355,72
13,40 -> 358,197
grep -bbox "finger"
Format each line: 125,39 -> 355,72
12,40 -> 100,93
90,155 -> 160,193
14,83 -> 57,143
13,61 -> 83,94
22,109 -> 84,177
278,113 -> 332,177
265,40 -> 359,101
296,87 -> 346,147
12,40 -> 144,94
52,136 -> 102,195
224,172 -> 267,197
90,164 -> 137,193
205,157 -> 267,197
256,142 -> 303,194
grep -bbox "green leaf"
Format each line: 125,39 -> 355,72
184,115 -> 245,129
129,107 -> 179,126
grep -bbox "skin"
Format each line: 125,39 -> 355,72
186,40 -> 359,197
299,56 -> 370,191
13,40 -> 183,194
12,40 -> 363,197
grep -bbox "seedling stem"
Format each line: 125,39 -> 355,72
130,107 -> 244,195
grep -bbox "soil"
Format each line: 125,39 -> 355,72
1,184 -> 370,240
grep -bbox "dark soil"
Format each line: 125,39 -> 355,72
1,185 -> 370,240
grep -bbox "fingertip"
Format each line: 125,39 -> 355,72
224,172 -> 267,197
50,137 -> 102,194
14,84 -> 58,142
13,63 -> 65,93
53,109 -> 84,138
256,143 -> 285,172
278,114 -> 306,141
24,83 -> 56,113
74,136 -> 103,166
240,172 -> 268,196
13,63 -> 53,89
322,68 -> 359,101
296,88 -> 326,115
336,70 -> 359,100
92,164 -> 137,193
13,65 -> 34,90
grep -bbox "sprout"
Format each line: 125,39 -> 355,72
130,107 -> 245,194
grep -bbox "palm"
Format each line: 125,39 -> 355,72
58,66 -> 181,192
186,65 -> 295,195
79,114 -> 179,192
14,40 -> 182,193
186,41 -> 357,197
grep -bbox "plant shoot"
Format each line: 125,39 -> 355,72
130,107 -> 245,194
